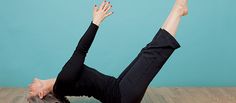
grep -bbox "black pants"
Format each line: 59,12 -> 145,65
53,22 -> 180,103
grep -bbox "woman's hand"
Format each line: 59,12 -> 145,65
93,0 -> 113,26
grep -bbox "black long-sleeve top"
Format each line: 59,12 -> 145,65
65,22 -> 121,103
56,22 -> 181,103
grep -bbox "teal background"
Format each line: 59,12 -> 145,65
0,0 -> 235,87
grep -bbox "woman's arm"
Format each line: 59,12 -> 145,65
27,0 -> 113,99
74,0 -> 113,54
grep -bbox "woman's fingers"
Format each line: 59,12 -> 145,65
105,12 -> 113,17
103,1 -> 110,11
94,5 -> 98,11
96,0 -> 112,13
99,0 -> 106,11
104,5 -> 112,13
93,5 -> 98,14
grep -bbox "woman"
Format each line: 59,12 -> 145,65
28,0 -> 188,103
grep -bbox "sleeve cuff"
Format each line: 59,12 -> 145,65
91,21 -> 99,29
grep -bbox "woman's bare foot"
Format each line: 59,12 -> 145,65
161,0 -> 189,36
28,78 -> 55,99
175,0 -> 188,16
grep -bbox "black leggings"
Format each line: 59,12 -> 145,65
53,22 -> 180,103
118,27 -> 180,103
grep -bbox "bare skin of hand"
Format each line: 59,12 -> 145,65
93,0 -> 113,26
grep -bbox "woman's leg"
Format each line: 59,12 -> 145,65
118,0 -> 188,82
53,22 -> 99,96
118,0 -> 188,103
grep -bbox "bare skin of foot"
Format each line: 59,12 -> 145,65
175,0 -> 188,16
162,0 -> 188,36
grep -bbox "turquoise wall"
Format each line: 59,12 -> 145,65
0,0 -> 235,87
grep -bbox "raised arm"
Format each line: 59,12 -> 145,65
75,0 -> 113,54
27,0 -> 113,99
